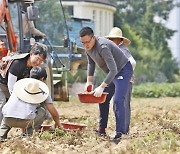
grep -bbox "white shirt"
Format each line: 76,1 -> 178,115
128,56 -> 136,70
2,92 -> 52,119
119,43 -> 136,70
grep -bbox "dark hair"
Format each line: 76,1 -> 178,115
79,27 -> 94,37
30,66 -> 47,80
31,42 -> 48,60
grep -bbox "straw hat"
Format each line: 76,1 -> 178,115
23,0 -> 34,3
105,27 -> 131,45
14,78 -> 49,104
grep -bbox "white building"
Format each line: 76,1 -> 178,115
62,0 -> 116,36
166,0 -> 180,66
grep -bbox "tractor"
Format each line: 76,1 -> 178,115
0,0 -> 85,101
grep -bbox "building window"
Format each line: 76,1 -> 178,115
105,11 -> 107,34
109,12 -> 111,31
93,10 -> 96,34
99,11 -> 102,36
93,10 -> 96,22
67,5 -> 73,16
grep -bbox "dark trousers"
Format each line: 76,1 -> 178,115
98,61 -> 133,134
0,83 -> 10,125
0,107 -> 46,139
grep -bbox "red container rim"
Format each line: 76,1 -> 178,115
60,122 -> 87,131
77,92 -> 108,103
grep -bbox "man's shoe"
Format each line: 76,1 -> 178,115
0,137 -> 6,142
95,129 -> 107,137
22,133 -> 28,138
112,133 -> 122,144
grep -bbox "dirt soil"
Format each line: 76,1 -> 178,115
0,84 -> 179,153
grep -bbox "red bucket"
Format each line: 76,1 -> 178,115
39,125 -> 54,131
61,122 -> 87,131
78,92 -> 108,103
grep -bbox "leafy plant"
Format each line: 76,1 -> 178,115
133,82 -> 180,97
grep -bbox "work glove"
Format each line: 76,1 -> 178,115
84,82 -> 93,92
93,86 -> 104,97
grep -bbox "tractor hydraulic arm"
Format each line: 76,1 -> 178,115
0,0 -> 18,53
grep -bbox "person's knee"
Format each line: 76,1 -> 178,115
37,107 -> 46,119
0,96 -> 6,106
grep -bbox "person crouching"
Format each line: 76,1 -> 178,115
0,78 -> 60,141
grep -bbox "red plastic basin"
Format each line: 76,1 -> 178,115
38,123 -> 87,131
61,122 -> 87,131
78,92 -> 108,103
39,125 -> 53,131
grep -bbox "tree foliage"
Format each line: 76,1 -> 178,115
112,0 -> 179,83
35,0 -> 67,45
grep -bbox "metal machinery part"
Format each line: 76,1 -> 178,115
0,0 -> 86,101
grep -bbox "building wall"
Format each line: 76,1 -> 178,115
166,0 -> 180,66
62,1 -> 116,36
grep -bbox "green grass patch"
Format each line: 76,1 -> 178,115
128,130 -> 180,153
133,82 -> 180,98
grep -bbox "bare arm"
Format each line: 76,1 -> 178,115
45,103 -> 61,128
29,21 -> 46,38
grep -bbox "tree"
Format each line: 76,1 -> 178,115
112,0 -> 179,83
35,0 -> 67,46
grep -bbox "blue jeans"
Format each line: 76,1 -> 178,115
98,61 -> 133,134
